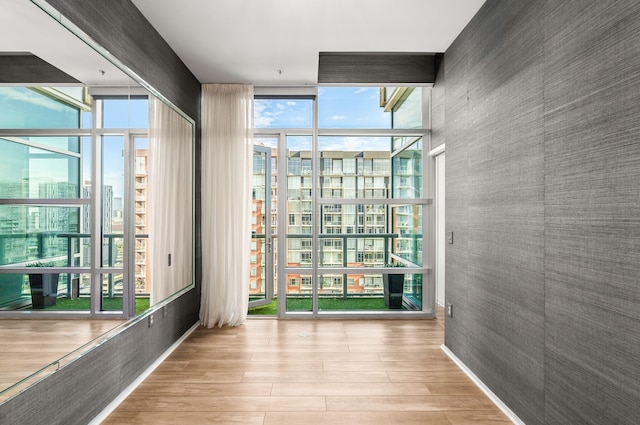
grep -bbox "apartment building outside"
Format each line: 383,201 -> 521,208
251,145 -> 423,299
134,148 -> 151,294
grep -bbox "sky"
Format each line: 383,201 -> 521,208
255,87 -> 390,129
317,87 -> 389,129
255,86 -> 393,151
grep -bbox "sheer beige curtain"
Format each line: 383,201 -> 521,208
148,98 -> 193,305
200,84 -> 253,327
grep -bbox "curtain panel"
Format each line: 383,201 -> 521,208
200,84 -> 253,327
148,98 -> 193,305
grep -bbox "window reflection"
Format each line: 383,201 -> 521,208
0,87 -> 85,129
0,86 -> 194,315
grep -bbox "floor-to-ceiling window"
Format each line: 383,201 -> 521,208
0,86 -> 194,318
0,87 -> 147,316
0,87 -> 88,312
252,86 -> 433,317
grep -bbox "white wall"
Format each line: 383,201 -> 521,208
435,152 -> 445,307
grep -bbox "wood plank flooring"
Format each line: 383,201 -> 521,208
103,312 -> 512,425
0,319 -> 124,403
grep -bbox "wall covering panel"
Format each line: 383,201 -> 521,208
442,1 -> 640,424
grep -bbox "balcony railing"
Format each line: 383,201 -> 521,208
0,232 -> 149,307
286,233 -> 402,298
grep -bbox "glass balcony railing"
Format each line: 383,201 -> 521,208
0,232 -> 149,310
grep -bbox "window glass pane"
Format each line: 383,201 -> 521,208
102,273 -> 123,311
255,137 -> 278,149
286,136 -> 312,237
312,136 -> 426,200
386,87 -> 423,129
255,98 -> 312,128
0,205 -> 81,266
0,87 -> 82,129
250,147 -> 268,302
287,237 -> 312,266
316,272 -> 422,311
102,98 -> 149,128
286,135 -> 313,273
319,86 -> 423,129
318,203 -> 390,267
392,135 -> 422,151
319,136 -> 391,199
0,138 -> 82,199
132,138 -> 149,294
392,139 -> 423,199
318,87 -> 389,129
392,204 -> 423,266
82,136 -> 92,189
317,273 -> 383,307
286,273 -> 312,311
0,272 -> 93,311
102,136 -> 124,268
404,273 -> 423,310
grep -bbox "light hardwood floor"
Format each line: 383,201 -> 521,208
0,319 -> 124,403
103,312 -> 512,425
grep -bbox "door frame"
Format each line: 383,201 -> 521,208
249,144 -> 274,308
429,144 -> 445,308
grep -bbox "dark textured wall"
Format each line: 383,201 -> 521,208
430,54 -> 445,150
0,54 -> 79,84
318,53 -> 436,84
543,1 -> 640,424
442,1 -> 640,424
0,1 -> 202,424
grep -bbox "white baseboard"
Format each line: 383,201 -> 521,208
90,321 -> 201,424
440,344 -> 526,425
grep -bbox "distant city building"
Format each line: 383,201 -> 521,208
82,183 -> 113,235
113,197 -> 123,221
0,181 -> 29,266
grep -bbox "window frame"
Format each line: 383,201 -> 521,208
255,85 -> 434,317
0,92 -> 152,319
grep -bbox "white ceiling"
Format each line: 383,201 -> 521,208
0,0 -> 129,86
131,0 -> 486,85
2,0 -> 486,87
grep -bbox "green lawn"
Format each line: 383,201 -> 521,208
41,296 -> 390,316
248,296 -> 393,315
44,297 -> 150,315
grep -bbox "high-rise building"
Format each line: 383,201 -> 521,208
81,183 -> 113,235
252,148 -> 404,296
134,149 -> 150,293
250,198 -> 265,294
